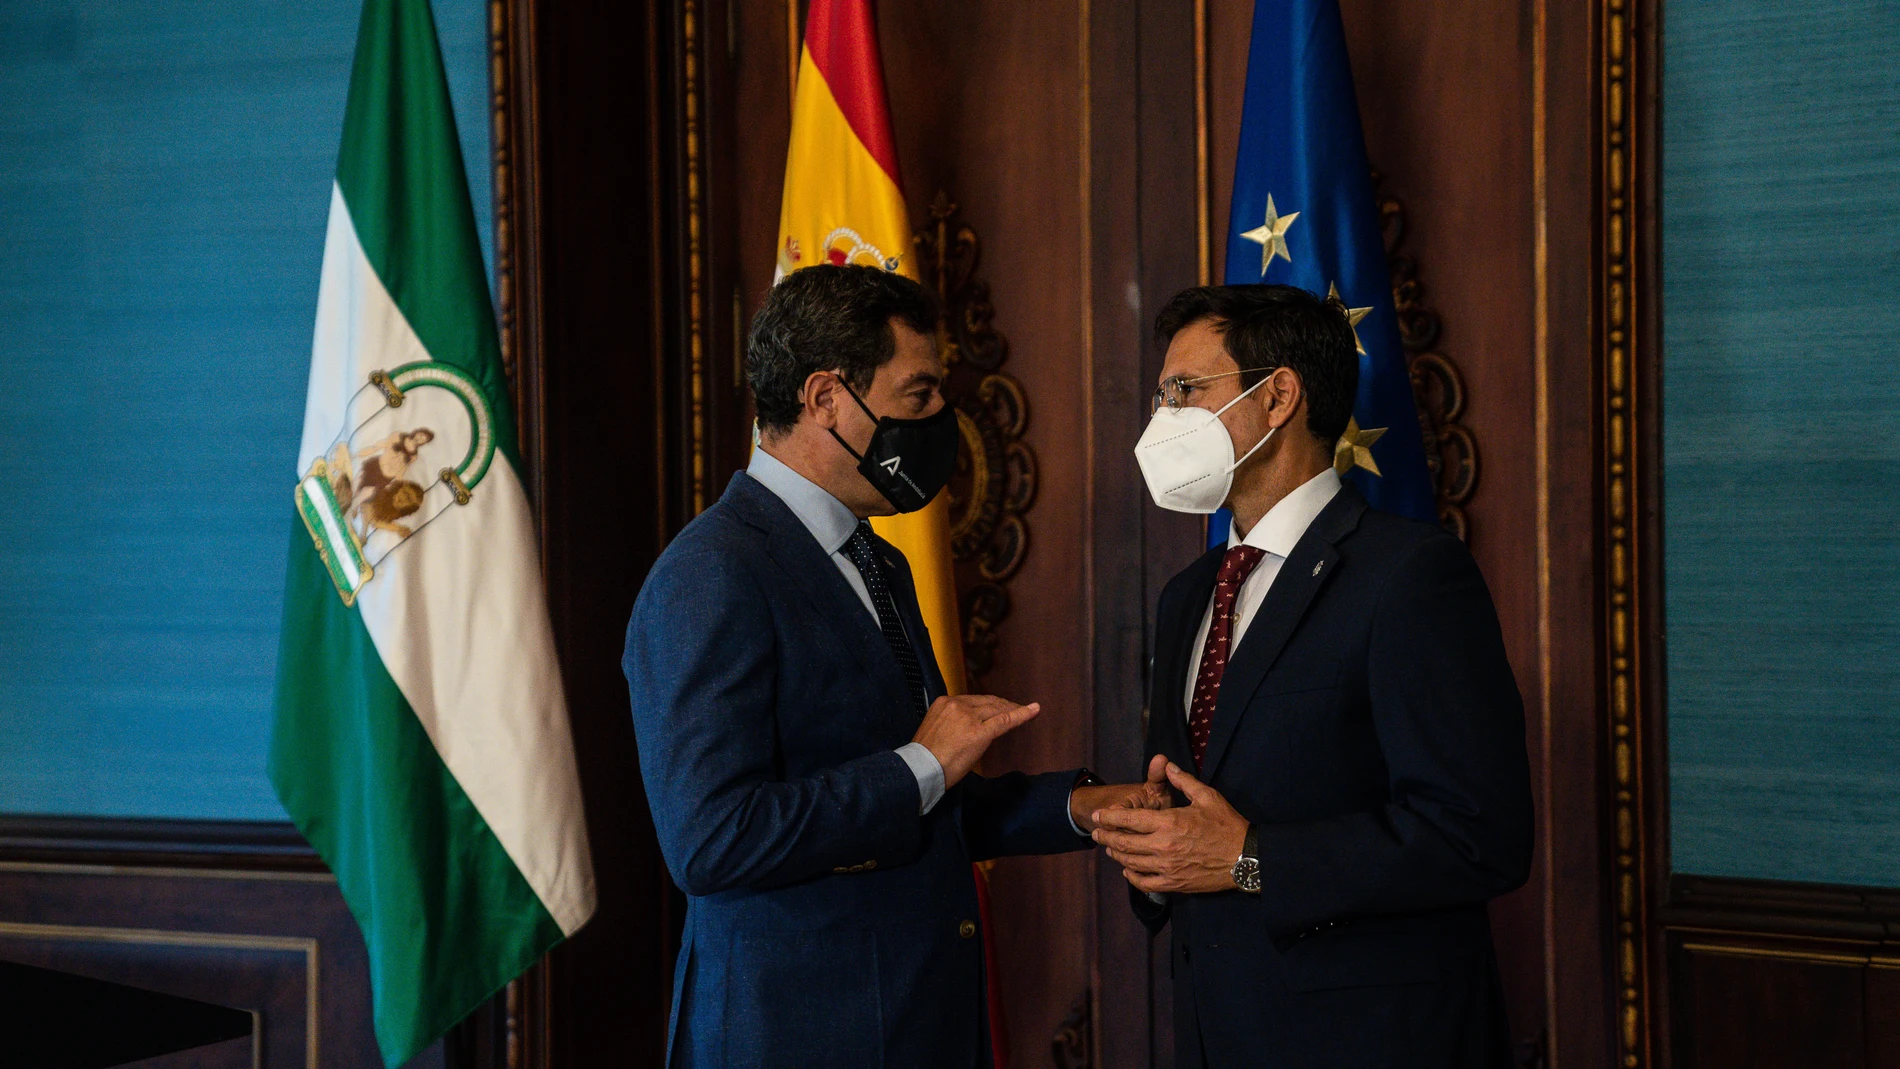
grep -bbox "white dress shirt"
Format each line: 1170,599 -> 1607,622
746,447 -> 948,814
1183,467 -> 1343,715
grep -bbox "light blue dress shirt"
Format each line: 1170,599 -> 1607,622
747,447 -> 947,815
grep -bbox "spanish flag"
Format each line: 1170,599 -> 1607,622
776,0 -> 966,695
777,4 -> 1010,1066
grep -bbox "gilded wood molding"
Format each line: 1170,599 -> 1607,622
1600,0 -> 1658,1065
685,0 -> 710,516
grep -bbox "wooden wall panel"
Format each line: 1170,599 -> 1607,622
882,4 -> 1104,1058
1661,876 -> 1900,1069
519,0 -> 727,1063
1669,939 -> 1867,1069
0,820 -> 409,1069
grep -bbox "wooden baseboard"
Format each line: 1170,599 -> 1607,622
1662,873 -> 1900,1069
0,816 -> 322,872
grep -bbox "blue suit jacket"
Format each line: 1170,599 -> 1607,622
625,472 -> 1086,1069
1134,486 -> 1532,1069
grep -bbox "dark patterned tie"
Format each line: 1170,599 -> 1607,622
1188,545 -> 1268,770
844,522 -> 931,717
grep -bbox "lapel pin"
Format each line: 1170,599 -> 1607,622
1312,561 -> 1324,577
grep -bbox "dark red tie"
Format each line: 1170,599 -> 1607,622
1188,545 -> 1268,770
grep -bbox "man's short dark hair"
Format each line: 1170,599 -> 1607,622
1153,284 -> 1360,445
747,265 -> 940,433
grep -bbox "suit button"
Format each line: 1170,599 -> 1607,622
863,860 -> 876,871
958,920 -> 977,939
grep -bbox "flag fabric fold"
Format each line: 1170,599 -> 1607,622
270,2 -> 595,1064
1212,0 -> 1436,545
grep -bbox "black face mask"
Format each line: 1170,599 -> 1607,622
827,380 -> 960,513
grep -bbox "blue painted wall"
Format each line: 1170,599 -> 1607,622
0,0 -> 493,820
1663,0 -> 1900,886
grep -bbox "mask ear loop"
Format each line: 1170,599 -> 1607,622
824,373 -> 881,462
1226,425 -> 1276,473
1213,370 -> 1279,474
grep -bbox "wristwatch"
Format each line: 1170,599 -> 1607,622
1230,825 -> 1262,894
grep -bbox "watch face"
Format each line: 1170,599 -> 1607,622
1231,856 -> 1262,894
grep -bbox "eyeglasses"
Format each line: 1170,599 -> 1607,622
1149,367 -> 1278,414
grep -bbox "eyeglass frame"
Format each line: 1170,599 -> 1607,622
1149,366 -> 1283,415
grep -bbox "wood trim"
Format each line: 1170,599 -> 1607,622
1089,1 -> 1208,1064
1599,0 -> 1664,1063
495,0 -> 547,521
1667,875 -> 1900,944
483,7 -> 553,1065
0,817 -> 321,872
1193,0 -> 1209,288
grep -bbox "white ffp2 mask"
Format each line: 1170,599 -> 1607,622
1133,377 -> 1275,514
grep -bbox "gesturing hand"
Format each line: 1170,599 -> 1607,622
912,694 -> 1042,788
1091,760 -> 1249,895
1069,753 -> 1175,833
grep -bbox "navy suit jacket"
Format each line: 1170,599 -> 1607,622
626,472 -> 1086,1069
1135,486 -> 1533,1069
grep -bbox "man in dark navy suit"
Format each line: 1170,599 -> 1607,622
625,265 -> 1161,1068
1092,285 -> 1534,1068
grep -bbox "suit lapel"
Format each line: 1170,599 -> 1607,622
1154,547 -> 1224,768
1200,487 -> 1368,782
727,475 -> 902,693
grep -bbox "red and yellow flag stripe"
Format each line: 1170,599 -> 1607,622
777,0 -> 967,696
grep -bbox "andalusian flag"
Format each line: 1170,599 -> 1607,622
778,0 -> 967,693
270,1 -> 595,1064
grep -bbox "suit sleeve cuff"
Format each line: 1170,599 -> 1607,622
895,742 -> 945,815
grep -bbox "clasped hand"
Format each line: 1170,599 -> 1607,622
1091,755 -> 1250,895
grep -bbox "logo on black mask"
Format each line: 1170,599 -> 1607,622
827,379 -> 960,514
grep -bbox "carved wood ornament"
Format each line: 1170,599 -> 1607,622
1375,173 -> 1480,542
914,193 -> 1035,683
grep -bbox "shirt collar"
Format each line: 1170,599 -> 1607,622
747,446 -> 861,555
1228,467 -> 1342,558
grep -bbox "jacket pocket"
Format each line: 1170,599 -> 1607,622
722,930 -> 883,1067
1280,922 -> 1441,992
1258,658 -> 1342,697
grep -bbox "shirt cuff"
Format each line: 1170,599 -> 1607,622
895,742 -> 945,815
1067,797 -> 1088,836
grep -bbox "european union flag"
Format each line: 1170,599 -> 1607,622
1208,0 -> 1435,546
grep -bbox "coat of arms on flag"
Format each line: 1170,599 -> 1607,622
295,362 -> 496,606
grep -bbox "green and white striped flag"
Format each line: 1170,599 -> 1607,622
271,1 -> 594,1064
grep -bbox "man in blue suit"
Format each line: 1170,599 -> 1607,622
625,264 -> 1162,1068
1095,285 -> 1533,1068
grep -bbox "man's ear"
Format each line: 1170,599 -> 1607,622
802,370 -> 841,430
1259,367 -> 1304,431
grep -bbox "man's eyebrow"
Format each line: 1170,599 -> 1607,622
897,370 -> 943,390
